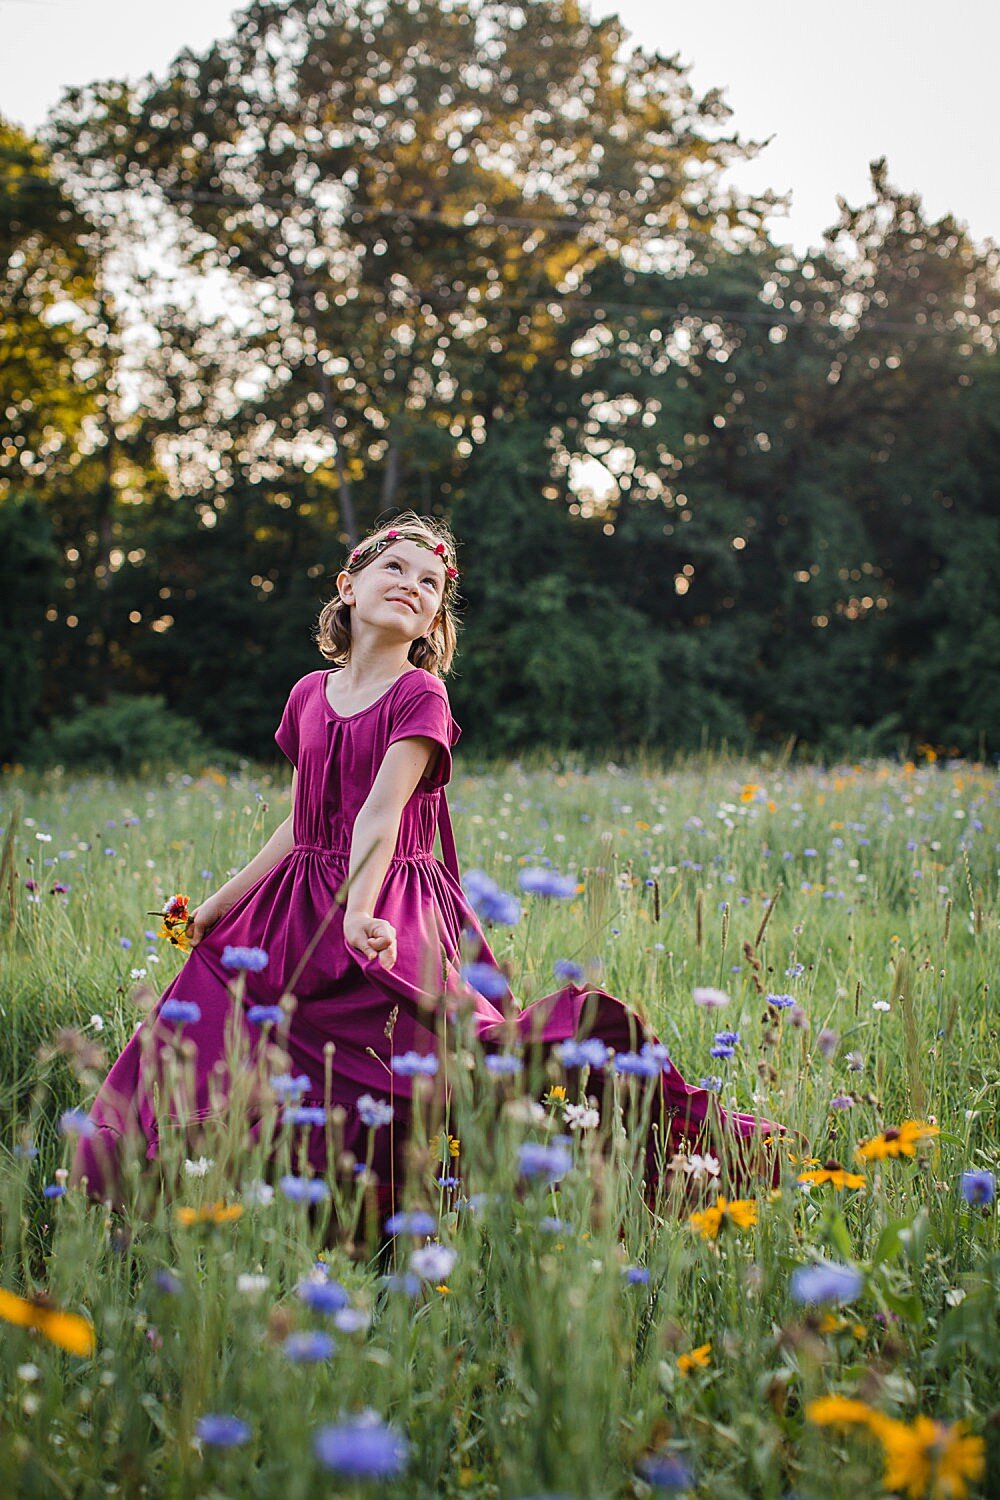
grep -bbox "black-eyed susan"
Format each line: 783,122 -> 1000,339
798,1160 -> 867,1191
856,1120 -> 939,1164
175,1201 -> 243,1228
0,1287 -> 96,1357
688,1196 -> 757,1241
677,1341 -> 712,1375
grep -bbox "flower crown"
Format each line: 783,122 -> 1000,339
348,528 -> 459,584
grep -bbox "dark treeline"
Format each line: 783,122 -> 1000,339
2,0 -> 998,766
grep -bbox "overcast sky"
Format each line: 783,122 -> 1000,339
2,0 -> 996,254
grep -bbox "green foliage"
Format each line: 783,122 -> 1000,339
0,496 -> 58,762
25,695 -> 221,773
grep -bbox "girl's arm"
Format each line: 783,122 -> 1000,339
343,738 -> 437,968
190,769 -> 298,944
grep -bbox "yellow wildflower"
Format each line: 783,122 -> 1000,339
0,1287 -> 96,1357
430,1133 -> 461,1160
175,1201 -> 243,1228
798,1161 -> 867,1191
856,1120 -> 939,1164
740,783 -> 759,803
545,1086 -> 567,1104
435,1284 -> 451,1295
880,1415 -> 984,1500
677,1341 -> 712,1375
688,1196 -> 757,1241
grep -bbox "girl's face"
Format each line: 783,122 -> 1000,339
337,538 -> 447,642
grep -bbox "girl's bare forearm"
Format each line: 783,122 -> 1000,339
212,815 -> 295,910
344,809 -> 400,919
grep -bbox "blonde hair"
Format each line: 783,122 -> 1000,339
315,511 -> 460,677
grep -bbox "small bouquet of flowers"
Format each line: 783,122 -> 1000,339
152,894 -> 192,951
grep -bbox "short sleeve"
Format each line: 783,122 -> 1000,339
274,681 -> 301,766
386,682 -> 462,790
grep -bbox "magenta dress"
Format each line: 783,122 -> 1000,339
75,667 -> 773,1210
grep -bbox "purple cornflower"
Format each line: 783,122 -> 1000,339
961,1170 -> 995,1207
196,1414 -> 250,1448
385,1210 -> 436,1237
247,1004 -> 284,1026
314,1414 -> 409,1478
517,867 -> 577,899
160,999 -> 201,1025
710,1043 -> 735,1060
700,1076 -> 723,1093
410,1244 -> 457,1281
278,1174 -> 329,1204
357,1094 -> 394,1128
639,1452 -> 693,1490
518,1142 -> 572,1183
59,1108 -> 95,1138
830,1095 -> 855,1110
714,1031 -> 741,1046
790,1260 -> 863,1305
816,1028 -> 839,1058
612,1052 -> 661,1078
460,962 -> 509,1001
154,1269 -> 182,1295
43,1184 -> 66,1199
785,963 -> 805,978
297,1278 -> 350,1313
380,1271 -> 422,1296
463,870 -> 521,926
766,993 -> 796,1009
283,1330 -> 334,1363
554,958 -> 585,983
625,1266 -> 651,1284
285,1105 -> 326,1127
554,1038 -> 610,1069
270,1073 -> 312,1100
119,937 -> 132,950
484,1054 -> 523,1076
221,946 -> 269,972
391,1051 -> 439,1077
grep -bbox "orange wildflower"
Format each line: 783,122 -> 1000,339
175,1201 -> 243,1228
798,1160 -> 867,1191
0,1287 -> 96,1357
677,1341 -> 712,1375
856,1120 -> 939,1164
688,1196 -> 757,1241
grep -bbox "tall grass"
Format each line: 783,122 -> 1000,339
0,753 -> 996,1498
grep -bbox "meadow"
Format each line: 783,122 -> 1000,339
0,750 -> 996,1499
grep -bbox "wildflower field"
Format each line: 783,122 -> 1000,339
0,752 -> 997,1499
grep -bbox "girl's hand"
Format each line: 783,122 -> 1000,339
189,893 -> 231,947
344,912 -> 398,970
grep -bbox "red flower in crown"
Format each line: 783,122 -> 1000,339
433,542 -> 446,556
446,565 -> 458,579
386,529 -> 400,540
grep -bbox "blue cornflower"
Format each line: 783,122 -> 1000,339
518,1142 -> 572,1183
785,962 -> 805,978
538,1216 -> 570,1234
59,1108 -> 95,1138
196,1413 -> 250,1448
463,870 -> 521,925
279,1174 -> 329,1204
517,867 -> 577,899
297,1278 -> 350,1313
285,1105 -> 326,1127
714,1031 -> 741,1046
154,1269 -> 182,1295
160,999 -> 201,1025
14,1142 -> 38,1159
961,1170 -> 995,1207
391,1051 -> 439,1077
460,962 -> 509,1001
639,1452 -> 693,1490
247,1004 -> 284,1026
384,1210 -> 436,1237
314,1414 -> 409,1478
641,1041 -> 671,1069
221,945 -> 269,972
357,1094 -> 394,1128
790,1260 -> 863,1305
283,1330 -> 334,1363
43,1184 -> 66,1199
700,1076 -> 724,1093
270,1073 -> 312,1100
766,993 -> 796,1009
710,1044 -> 735,1060
484,1054 -> 523,1076
553,958 -> 585,983
144,929 -> 158,942
410,1243 -> 457,1281
554,1038 -> 610,1069
437,1175 -> 461,1189
612,1052 -> 661,1078
803,848 -> 818,858
119,936 -> 132,950
625,1266 -> 651,1285
381,1271 -> 422,1296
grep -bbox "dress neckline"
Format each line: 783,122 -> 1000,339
322,666 -> 418,720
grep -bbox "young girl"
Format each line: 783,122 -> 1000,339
73,512 -> 773,1211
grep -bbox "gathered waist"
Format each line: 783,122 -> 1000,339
293,842 -> 438,864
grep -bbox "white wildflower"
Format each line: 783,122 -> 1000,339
563,1103 -> 600,1132
183,1157 -> 213,1178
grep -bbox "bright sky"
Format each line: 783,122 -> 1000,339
2,0 -> 997,254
